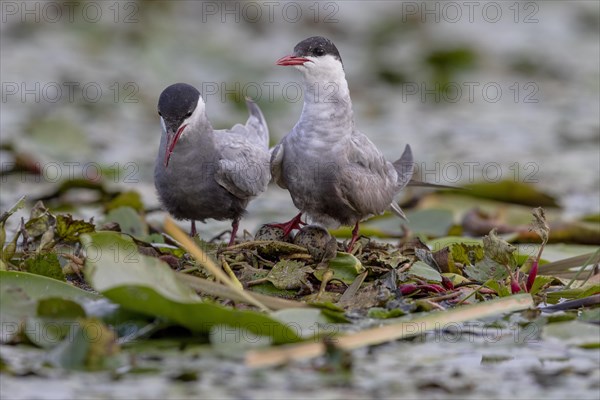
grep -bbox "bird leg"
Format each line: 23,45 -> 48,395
228,219 -> 240,246
346,221 -> 360,252
267,212 -> 306,237
190,221 -> 197,237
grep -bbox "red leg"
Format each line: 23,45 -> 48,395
346,221 -> 360,252
228,219 -> 240,246
190,221 -> 197,237
267,212 -> 306,237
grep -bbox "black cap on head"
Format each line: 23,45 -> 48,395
158,83 -> 200,130
293,36 -> 342,65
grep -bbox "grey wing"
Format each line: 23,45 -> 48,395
227,97 -> 269,149
336,132 -> 398,217
214,135 -> 271,199
269,142 -> 286,189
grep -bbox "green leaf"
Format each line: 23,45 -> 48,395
460,180 -> 558,207
55,214 -> 95,242
37,297 -> 86,319
367,307 -> 407,319
528,275 -> 555,295
266,260 -> 313,290
81,231 -> 303,344
542,321 -> 600,348
105,191 -> 144,213
404,209 -> 455,238
103,206 -> 148,238
46,318 -> 121,370
0,271 -> 99,342
428,236 -> 483,252
22,253 -> 65,281
270,308 -> 338,339
408,261 -> 442,282
483,228 -> 517,267
316,252 -> 365,285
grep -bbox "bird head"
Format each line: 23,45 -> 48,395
276,36 -> 344,82
157,83 -> 204,167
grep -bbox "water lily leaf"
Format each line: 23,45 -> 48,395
104,206 -> 148,238
460,180 -> 558,207
46,318 -> 121,370
81,232 -> 302,344
542,320 -> 600,348
105,191 -> 144,213
266,260 -> 313,290
367,307 -> 407,319
317,252 -> 364,285
55,214 -> 95,242
408,261 -> 442,282
37,297 -> 86,319
270,308 -> 338,339
22,252 -> 65,281
404,209 -> 455,237
0,271 -> 99,343
428,236 -> 483,252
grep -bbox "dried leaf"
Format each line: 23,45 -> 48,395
267,260 -> 313,290
483,228 -> 517,267
55,215 -> 95,243
530,207 -> 550,245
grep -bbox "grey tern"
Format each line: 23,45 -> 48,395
270,36 -> 414,251
154,83 -> 270,245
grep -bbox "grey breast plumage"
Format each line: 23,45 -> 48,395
271,36 -> 414,228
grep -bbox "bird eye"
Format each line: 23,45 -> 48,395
185,111 -> 193,118
158,111 -> 162,117
314,47 -> 325,56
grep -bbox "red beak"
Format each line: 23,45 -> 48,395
276,55 -> 310,66
163,124 -> 188,167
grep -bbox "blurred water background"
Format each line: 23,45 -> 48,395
1,0 -> 599,237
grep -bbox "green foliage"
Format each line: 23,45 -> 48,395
23,253 -> 65,281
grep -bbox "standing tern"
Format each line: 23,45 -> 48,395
154,83 -> 270,245
270,36 -> 414,251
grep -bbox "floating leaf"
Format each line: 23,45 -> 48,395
459,180 -> 558,207
46,318 -> 121,370
270,308 -> 338,339
404,209 -> 455,237
408,261 -> 442,282
542,320 -> 600,348
317,252 -> 364,285
0,271 -> 99,342
104,206 -> 148,238
81,232 -> 303,344
105,191 -> 144,213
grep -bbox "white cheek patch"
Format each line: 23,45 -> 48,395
160,116 -> 167,133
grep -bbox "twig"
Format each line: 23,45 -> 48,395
164,217 -> 270,312
246,294 -> 534,367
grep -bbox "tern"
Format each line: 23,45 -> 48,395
155,83 -> 270,245
271,36 -> 414,251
